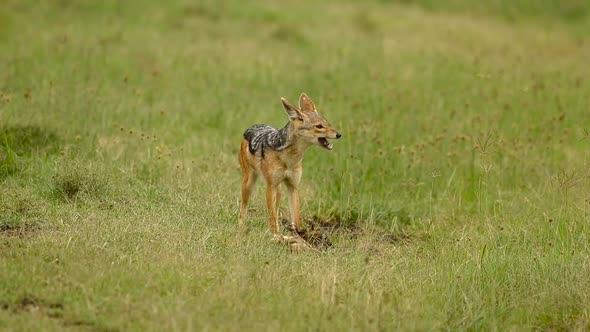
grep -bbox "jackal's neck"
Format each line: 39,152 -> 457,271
280,122 -> 313,161
277,122 -> 292,149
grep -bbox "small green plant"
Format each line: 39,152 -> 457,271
473,130 -> 499,214
553,169 -> 584,208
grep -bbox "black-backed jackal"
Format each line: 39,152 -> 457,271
238,93 -> 341,234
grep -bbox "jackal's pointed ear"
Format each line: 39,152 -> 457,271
281,97 -> 305,120
299,93 -> 317,112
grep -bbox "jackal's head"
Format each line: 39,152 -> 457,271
280,93 -> 341,150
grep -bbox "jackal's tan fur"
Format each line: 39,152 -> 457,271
238,93 -> 341,234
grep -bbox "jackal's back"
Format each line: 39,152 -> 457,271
243,123 -> 290,155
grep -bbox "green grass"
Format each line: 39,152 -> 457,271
1,0 -> 590,330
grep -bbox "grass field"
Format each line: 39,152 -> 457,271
1,0 -> 590,330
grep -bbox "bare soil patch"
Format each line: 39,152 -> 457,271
280,213 -> 414,251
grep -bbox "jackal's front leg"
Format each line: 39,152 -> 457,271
286,184 -> 301,232
266,184 -> 280,234
286,167 -> 303,232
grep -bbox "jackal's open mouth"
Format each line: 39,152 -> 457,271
318,137 -> 333,150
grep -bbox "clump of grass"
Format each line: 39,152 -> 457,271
270,24 -> 307,45
181,3 -> 222,22
353,11 -> 380,34
51,162 -> 110,203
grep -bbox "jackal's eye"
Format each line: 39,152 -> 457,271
315,124 -> 324,129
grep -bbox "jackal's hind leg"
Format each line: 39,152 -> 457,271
239,170 -> 257,226
275,188 -> 282,230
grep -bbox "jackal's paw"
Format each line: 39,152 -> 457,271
280,219 -> 297,232
271,234 -> 296,243
271,234 -> 318,253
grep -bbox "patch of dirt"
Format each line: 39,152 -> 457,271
0,211 -> 38,238
2,296 -> 101,330
62,318 -> 98,329
3,296 -> 63,315
0,224 -> 36,238
380,232 -> 413,245
0,193 -> 40,239
17,297 -> 41,312
280,213 -> 414,252
304,215 -> 361,247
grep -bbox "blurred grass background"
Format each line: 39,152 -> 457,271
1,0 -> 590,330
